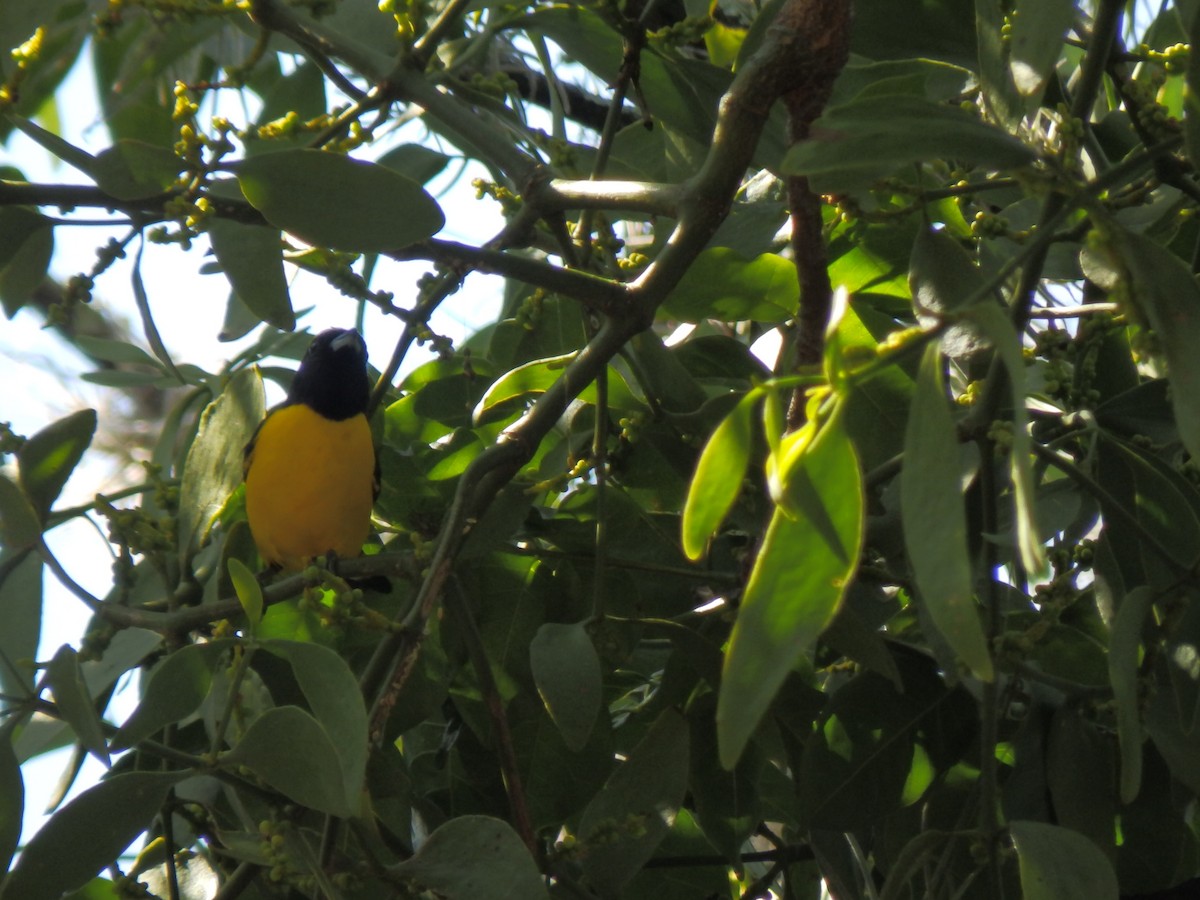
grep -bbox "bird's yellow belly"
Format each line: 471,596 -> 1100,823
244,405 -> 375,570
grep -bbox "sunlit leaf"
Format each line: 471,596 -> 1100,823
17,408 -> 96,523
681,390 -> 757,560
228,558 -> 263,632
662,249 -> 799,323
718,409 -> 863,768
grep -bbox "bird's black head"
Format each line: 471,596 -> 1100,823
288,328 -> 370,420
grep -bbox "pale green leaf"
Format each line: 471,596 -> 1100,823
17,408 -> 96,523
718,409 -> 863,768
45,645 -> 109,767
681,391 -> 757,560
227,558 -> 263,632
177,368 -> 265,561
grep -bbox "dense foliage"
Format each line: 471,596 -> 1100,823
4,0 -> 1200,897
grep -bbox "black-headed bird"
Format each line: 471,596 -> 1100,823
243,328 -> 377,571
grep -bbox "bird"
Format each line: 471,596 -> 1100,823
243,328 -> 378,573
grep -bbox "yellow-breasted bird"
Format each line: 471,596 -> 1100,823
243,328 -> 377,572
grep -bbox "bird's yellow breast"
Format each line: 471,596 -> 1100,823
244,404 -> 375,570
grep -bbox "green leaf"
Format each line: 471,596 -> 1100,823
1045,708 -> 1117,863
17,408 -> 96,523
262,640 -> 369,816
177,368 -> 265,561
5,115 -> 98,176
111,642 -> 229,751
1104,229 -> 1200,465
681,390 -> 757,560
910,228 -> 984,317
1010,820 -> 1119,900
45,645 -> 110,767
235,149 -> 445,253
1109,585 -> 1155,805
473,355 -> 642,423
224,706 -> 350,816
393,816 -> 549,900
228,558 -> 263,632
207,219 -> 295,332
718,409 -> 863,768
71,335 -> 160,368
909,227 -> 990,357
901,344 -> 993,681
0,724 -> 22,874
529,622 -> 602,752
1185,10 -> 1200,172
1009,0 -> 1076,102
975,0 -> 1021,127
661,249 -> 799,323
781,94 -> 1036,190
1,771 -> 184,900
0,551 -> 41,696
0,474 -> 40,550
91,140 -> 181,200
580,709 -> 690,897
687,692 -> 761,861
377,143 -> 452,185
0,208 -> 53,319
967,303 -> 1046,574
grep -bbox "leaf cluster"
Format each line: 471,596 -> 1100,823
5,1 -> 1200,899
